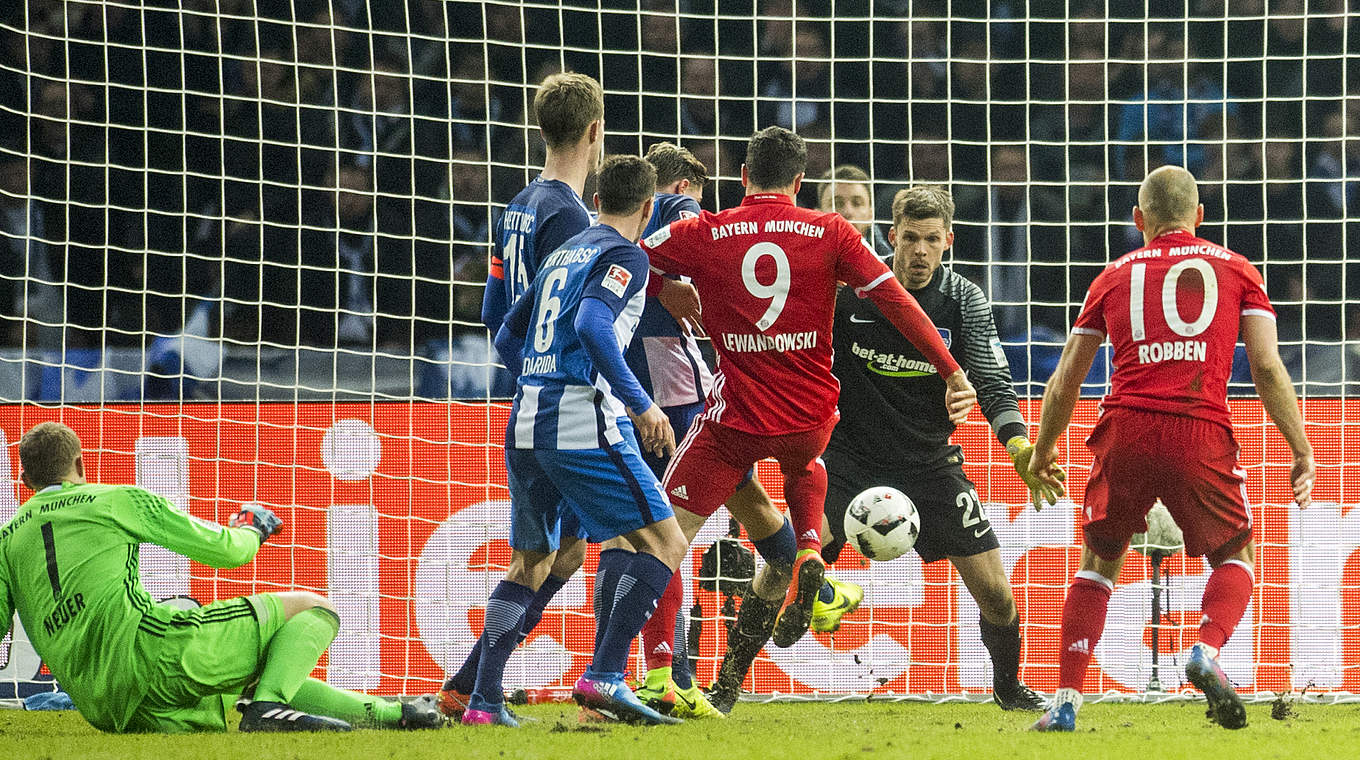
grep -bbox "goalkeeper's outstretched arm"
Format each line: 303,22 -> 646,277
131,488 -> 269,569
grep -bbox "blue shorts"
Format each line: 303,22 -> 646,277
506,437 -> 674,554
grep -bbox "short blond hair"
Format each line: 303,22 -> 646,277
19,422 -> 82,489
1138,165 -> 1199,227
645,142 -> 708,188
533,72 -> 605,150
892,184 -> 955,229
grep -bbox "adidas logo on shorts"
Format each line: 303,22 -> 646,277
670,485 -> 688,500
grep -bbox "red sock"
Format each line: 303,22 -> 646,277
640,568 -> 683,671
1059,573 -> 1113,690
784,459 -> 829,552
1199,560 -> 1253,651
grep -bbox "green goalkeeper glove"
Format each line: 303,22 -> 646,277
1006,436 -> 1065,511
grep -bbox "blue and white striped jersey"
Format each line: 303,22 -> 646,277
504,224 -> 650,450
483,176 -> 593,335
624,192 -> 714,408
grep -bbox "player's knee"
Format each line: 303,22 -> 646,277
1206,530 -> 1253,567
275,591 -> 337,621
551,538 -> 588,577
976,584 -> 1017,624
632,517 -> 686,568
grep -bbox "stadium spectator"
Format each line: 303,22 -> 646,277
0,157 -> 60,348
0,421 -> 444,733
1,3 -> 1354,396
342,57 -> 411,172
447,147 -> 494,261
678,57 -> 720,138
1029,166 -> 1314,732
298,163 -> 377,348
758,25 -> 832,133
953,145 -> 1067,338
1113,27 -> 1234,178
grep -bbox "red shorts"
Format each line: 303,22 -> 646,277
1083,406 -> 1252,561
663,414 -> 837,517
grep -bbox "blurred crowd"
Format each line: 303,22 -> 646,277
0,0 -> 1356,389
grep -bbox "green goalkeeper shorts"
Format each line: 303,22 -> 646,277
122,594 -> 285,733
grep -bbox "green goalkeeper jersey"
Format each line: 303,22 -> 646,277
0,482 -> 262,731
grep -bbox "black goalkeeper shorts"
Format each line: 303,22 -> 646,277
821,446 -> 1000,565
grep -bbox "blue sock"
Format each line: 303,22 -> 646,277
818,580 -> 835,603
446,573 -> 570,694
752,519 -> 797,565
447,637 -> 482,694
593,552 -> 675,675
593,548 -> 632,653
470,580 -> 534,708
671,608 -> 693,689
518,573 -> 569,644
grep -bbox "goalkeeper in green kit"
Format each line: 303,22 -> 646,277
0,422 -> 443,733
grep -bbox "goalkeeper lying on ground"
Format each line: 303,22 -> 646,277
0,421 -> 443,733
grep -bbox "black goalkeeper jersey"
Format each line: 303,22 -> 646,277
829,261 -> 1026,472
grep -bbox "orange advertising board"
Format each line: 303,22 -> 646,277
0,400 -> 1354,697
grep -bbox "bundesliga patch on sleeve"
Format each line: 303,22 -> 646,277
643,224 -> 672,247
602,263 -> 632,297
678,210 -> 697,219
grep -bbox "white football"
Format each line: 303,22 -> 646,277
843,486 -> 920,561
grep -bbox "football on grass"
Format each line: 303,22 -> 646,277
843,486 -> 920,561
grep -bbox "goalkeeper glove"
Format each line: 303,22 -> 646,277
229,503 -> 283,543
1006,436 -> 1066,511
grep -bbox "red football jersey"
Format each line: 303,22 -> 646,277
642,193 -> 957,435
1073,230 -> 1275,430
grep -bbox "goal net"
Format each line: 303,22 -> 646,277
0,0 -> 1355,702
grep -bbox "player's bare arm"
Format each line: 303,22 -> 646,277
943,370 -> 977,425
1031,331 -> 1104,490
1241,313 -> 1315,507
655,276 -> 703,336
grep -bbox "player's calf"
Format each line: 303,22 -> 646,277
708,592 -> 780,714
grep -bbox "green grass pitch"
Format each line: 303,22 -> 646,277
2,700 -> 1355,760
